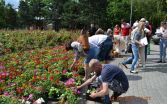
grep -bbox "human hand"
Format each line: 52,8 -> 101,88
70,64 -> 74,69
89,92 -> 97,98
76,86 -> 81,90
139,43 -> 144,47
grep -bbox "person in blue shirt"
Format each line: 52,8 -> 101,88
77,59 -> 129,104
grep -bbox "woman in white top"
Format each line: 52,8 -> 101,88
157,22 -> 167,63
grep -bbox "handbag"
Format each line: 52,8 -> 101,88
127,43 -> 132,53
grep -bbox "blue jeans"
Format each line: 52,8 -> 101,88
84,46 -> 100,64
160,39 -> 167,62
122,44 -> 139,71
103,95 -> 111,104
98,37 -> 113,61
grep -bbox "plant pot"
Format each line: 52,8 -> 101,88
88,83 -> 98,89
78,68 -> 85,76
86,93 -> 102,103
60,75 -> 68,82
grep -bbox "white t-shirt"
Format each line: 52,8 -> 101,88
71,41 -> 83,52
160,27 -> 167,38
88,34 -> 108,47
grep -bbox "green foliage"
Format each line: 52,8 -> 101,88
107,0 -> 130,27
18,0 -> 33,28
4,4 -> 18,29
0,96 -> 22,104
0,0 -> 6,29
0,30 -> 77,54
0,0 -> 167,29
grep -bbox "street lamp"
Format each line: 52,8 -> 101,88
130,0 -> 133,26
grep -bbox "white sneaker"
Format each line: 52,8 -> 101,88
130,70 -> 138,74
142,65 -> 146,69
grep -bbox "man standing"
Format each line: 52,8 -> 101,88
77,59 -> 129,104
121,19 -> 131,53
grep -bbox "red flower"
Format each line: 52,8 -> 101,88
43,75 -> 47,80
50,75 -> 54,81
16,87 -> 24,94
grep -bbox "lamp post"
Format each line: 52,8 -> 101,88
130,0 -> 133,26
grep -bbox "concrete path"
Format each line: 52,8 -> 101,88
86,44 -> 167,104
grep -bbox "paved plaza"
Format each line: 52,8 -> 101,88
86,44 -> 167,104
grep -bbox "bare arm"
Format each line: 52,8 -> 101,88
134,40 -> 142,45
77,75 -> 97,89
70,59 -> 77,69
90,83 -> 109,98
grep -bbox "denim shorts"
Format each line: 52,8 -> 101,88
96,76 -> 125,93
109,79 -> 125,93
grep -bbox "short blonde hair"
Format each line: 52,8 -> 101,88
95,28 -> 104,34
89,59 -> 99,69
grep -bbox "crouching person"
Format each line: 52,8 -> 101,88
77,59 -> 129,104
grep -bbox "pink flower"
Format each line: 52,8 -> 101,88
0,79 -> 5,83
0,65 -> 5,69
27,94 -> 33,100
62,69 -> 67,74
65,78 -> 75,87
4,91 -> 10,96
77,90 -> 81,94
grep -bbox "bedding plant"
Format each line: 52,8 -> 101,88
0,45 -> 83,104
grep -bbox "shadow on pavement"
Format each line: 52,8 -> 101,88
127,75 -> 142,81
146,58 -> 160,62
118,96 -> 149,104
143,64 -> 167,73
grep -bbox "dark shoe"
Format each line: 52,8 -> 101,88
157,60 -> 162,63
121,63 -> 128,69
111,92 -> 122,101
130,70 -> 138,74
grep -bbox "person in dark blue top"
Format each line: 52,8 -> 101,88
77,59 -> 129,104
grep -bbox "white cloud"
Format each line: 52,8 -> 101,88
5,0 -> 20,9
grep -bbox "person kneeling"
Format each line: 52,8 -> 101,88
77,59 -> 129,104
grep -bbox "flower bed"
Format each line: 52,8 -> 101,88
0,45 -> 84,104
0,30 -> 79,54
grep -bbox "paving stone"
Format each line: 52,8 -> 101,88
84,44 -> 167,104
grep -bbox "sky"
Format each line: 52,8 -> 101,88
5,0 -> 20,9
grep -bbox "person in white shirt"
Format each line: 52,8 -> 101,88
157,22 -> 167,63
65,29 -> 113,81
89,33 -> 113,64
65,40 -> 100,81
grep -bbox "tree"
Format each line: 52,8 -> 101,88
4,4 -> 18,29
62,0 -> 81,29
18,0 -> 33,28
48,0 -> 66,31
29,0 -> 47,29
107,0 -> 131,27
79,0 -> 108,28
0,0 -> 6,28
